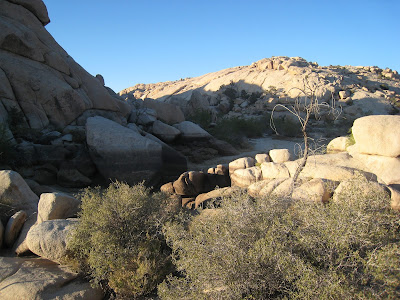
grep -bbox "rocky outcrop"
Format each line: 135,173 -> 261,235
37,192 -> 80,224
26,219 -> 77,264
120,57 -> 399,133
0,170 -> 39,215
0,257 -> 103,299
86,116 -> 163,185
0,0 -> 130,132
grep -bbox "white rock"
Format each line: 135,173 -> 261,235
351,115 -> 400,157
293,178 -> 337,203
4,210 -> 27,248
0,170 -> 39,215
261,162 -> 290,179
152,120 -> 181,142
269,149 -> 291,163
173,121 -> 211,140
37,192 -> 80,224
255,153 -> 270,164
0,257 -> 103,299
26,219 -> 78,264
229,157 -> 256,175
327,136 -> 350,152
231,167 -> 262,188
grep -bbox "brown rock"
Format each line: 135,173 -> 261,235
4,210 -> 27,248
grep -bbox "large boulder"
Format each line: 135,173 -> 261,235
143,98 -> 185,124
0,170 -> 39,216
228,157 -> 255,175
0,257 -> 103,300
261,162 -> 290,179
346,151 -> 400,185
37,192 -> 80,224
26,219 -> 78,264
86,116 -> 163,185
144,133 -> 187,181
231,167 -> 262,188
173,121 -> 212,140
0,0 -> 130,131
173,171 -> 207,196
351,115 -> 400,157
151,120 -> 181,142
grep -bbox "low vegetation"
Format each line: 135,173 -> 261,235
160,180 -> 400,299
68,179 -> 400,299
68,182 -> 179,298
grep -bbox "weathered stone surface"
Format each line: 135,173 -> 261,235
26,219 -> 78,264
229,157 -> 255,175
327,136 -> 350,152
255,153 -> 270,164
261,162 -> 290,179
195,187 -> 235,208
0,219 -> 4,248
173,171 -> 207,196
231,166 -> 262,188
129,107 -> 157,125
271,178 -> 294,197
160,182 -> 175,194
144,133 -> 187,181
0,0 -> 130,131
57,165 -> 92,188
0,257 -> 103,300
4,210 -> 26,248
269,149 -> 291,163
8,0 -> 50,25
284,160 -> 377,182
347,150 -> 400,185
292,178 -> 337,203
333,179 -> 390,203
37,192 -> 80,224
0,170 -> 39,215
152,120 -> 181,142
86,116 -> 163,185
143,98 -> 185,124
173,121 -> 211,140
351,115 -> 400,157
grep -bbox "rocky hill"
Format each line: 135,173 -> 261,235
120,56 -> 400,137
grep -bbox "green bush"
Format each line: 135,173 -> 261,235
159,179 -> 400,299
271,116 -> 302,137
209,116 -> 269,146
68,182 -> 179,298
187,109 -> 213,129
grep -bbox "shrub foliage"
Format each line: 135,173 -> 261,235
159,180 -> 400,299
68,182 -> 178,298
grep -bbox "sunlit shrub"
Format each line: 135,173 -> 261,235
68,182 -> 179,298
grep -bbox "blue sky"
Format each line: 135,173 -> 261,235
44,0 -> 400,93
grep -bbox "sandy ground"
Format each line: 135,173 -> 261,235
188,135 -> 306,171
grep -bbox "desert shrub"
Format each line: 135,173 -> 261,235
248,91 -> 262,104
209,116 -> 269,145
271,116 -> 302,137
223,87 -> 237,100
159,179 -> 400,299
187,109 -> 213,129
68,182 -> 179,298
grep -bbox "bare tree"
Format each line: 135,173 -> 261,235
270,75 -> 341,195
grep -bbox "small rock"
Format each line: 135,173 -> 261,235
327,136 -> 350,153
269,149 -> 291,163
231,167 -> 262,188
339,90 -> 350,99
255,153 -> 271,164
229,157 -> 255,175
160,182 -> 175,194
152,120 -> 181,142
37,192 -> 80,224
4,210 -> 27,248
173,121 -> 212,140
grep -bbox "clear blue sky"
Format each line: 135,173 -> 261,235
44,0 -> 400,93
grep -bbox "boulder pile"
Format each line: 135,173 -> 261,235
162,115 -> 400,211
